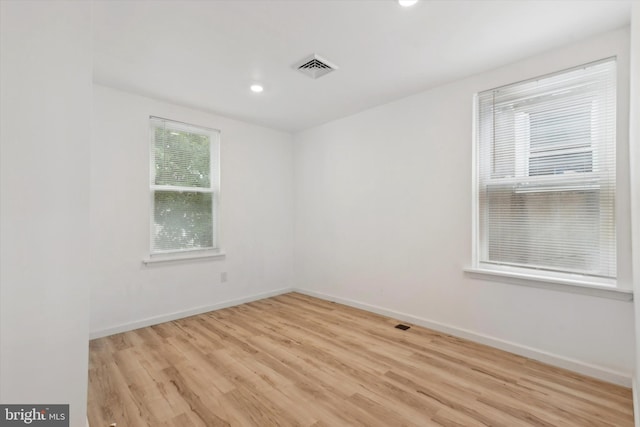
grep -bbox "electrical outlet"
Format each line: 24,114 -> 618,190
221,272 -> 228,283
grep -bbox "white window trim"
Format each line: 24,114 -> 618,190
143,249 -> 226,265
146,116 -> 223,262
464,266 -> 632,301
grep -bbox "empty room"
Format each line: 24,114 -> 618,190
1,0 -> 640,426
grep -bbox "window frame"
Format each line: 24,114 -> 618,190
146,116 -> 223,262
469,58 -> 624,296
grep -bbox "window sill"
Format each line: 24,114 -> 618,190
143,250 -> 226,265
464,267 -> 632,301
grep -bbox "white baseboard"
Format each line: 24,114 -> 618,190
89,287 -> 293,340
292,288 -> 633,387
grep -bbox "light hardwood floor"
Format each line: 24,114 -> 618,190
87,292 -> 634,426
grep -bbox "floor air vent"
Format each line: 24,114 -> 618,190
295,54 -> 338,79
395,324 -> 411,330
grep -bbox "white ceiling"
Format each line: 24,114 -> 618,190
93,0 -> 632,133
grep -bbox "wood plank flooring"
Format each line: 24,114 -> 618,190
87,292 -> 634,426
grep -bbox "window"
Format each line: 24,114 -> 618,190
475,58 -> 616,283
149,117 -> 220,255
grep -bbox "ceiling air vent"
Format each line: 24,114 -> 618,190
294,54 -> 338,79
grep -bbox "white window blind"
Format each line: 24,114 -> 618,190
476,58 -> 616,280
150,117 -> 220,254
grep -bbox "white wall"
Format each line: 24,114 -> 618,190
90,85 -> 294,337
294,28 -> 635,384
0,2 -> 92,426
629,3 -> 640,419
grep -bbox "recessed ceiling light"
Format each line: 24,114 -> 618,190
250,84 -> 264,93
398,0 -> 418,7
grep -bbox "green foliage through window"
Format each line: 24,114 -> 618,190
150,118 -> 218,253
153,191 -> 214,251
154,128 -> 211,188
